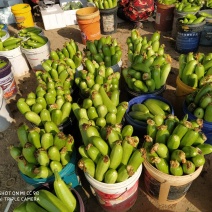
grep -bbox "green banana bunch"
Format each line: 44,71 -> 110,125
124,30 -> 171,93
16,40 -> 83,127
75,60 -> 120,97
84,36 -> 122,67
143,114 -> 212,176
175,0 -> 203,12
185,83 -> 212,122
179,14 -> 206,24
178,52 -> 212,89
126,97 -> 172,126
10,123 -> 75,179
205,0 -> 212,8
78,124 -> 145,183
87,0 -> 117,9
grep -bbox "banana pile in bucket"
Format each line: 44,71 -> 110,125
123,30 -> 171,93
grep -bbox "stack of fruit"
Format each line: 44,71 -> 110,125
17,39 -> 82,127
179,13 -> 206,24
18,27 -> 43,38
0,36 -> 22,51
83,36 -> 122,67
87,0 -> 117,9
126,97 -> 173,127
184,83 -> 212,121
46,39 -> 83,69
78,124 -> 145,183
21,33 -> 48,49
143,114 -> 212,175
75,60 -> 120,97
178,52 -> 212,88
123,30 -> 172,93
10,122 -> 74,179
72,84 -> 127,128
175,0 -> 203,12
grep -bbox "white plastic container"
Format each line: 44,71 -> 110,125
21,39 -> 50,71
40,4 -> 66,30
0,87 -> 14,132
0,46 -> 30,78
85,164 -> 142,211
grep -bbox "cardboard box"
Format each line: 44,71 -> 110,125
63,9 -> 78,26
40,4 -> 66,30
59,0 -> 87,26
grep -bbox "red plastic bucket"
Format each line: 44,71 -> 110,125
85,165 -> 142,212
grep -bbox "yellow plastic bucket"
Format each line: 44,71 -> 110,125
176,75 -> 196,96
11,4 -> 34,29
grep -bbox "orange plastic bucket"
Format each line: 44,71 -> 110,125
176,75 -> 196,96
11,4 -> 34,29
76,7 -> 101,45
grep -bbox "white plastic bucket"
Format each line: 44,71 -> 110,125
85,164 -> 142,211
0,46 -> 30,78
21,40 -> 50,71
0,87 -> 13,132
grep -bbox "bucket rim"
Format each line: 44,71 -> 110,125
144,160 -> 203,181
176,75 -> 196,91
156,2 -> 176,8
0,56 -> 11,72
0,46 -> 22,58
125,84 -> 166,97
11,3 -> 31,12
76,6 -> 99,16
126,94 -> 174,113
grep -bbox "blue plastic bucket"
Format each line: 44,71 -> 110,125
198,10 -> 212,46
125,94 -> 174,132
175,18 -> 205,53
182,101 -> 212,145
20,148 -> 79,188
172,10 -> 197,39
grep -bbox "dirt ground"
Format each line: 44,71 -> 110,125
1,15 -> 212,212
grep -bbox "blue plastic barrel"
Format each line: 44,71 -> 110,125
20,148 -> 79,188
175,18 -> 205,53
125,94 -> 174,132
183,101 -> 212,145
